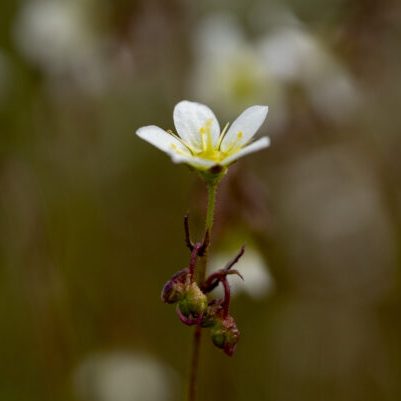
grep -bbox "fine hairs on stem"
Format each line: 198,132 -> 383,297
187,182 -> 218,401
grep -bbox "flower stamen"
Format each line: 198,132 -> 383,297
168,129 -> 195,155
217,122 -> 230,150
199,119 -> 214,152
223,131 -> 244,153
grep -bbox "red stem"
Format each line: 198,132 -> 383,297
188,325 -> 202,401
222,278 -> 230,318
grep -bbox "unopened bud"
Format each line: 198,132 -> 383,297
178,282 -> 208,318
210,315 -> 240,356
161,268 -> 188,304
200,300 -> 223,328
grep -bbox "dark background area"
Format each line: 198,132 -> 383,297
1,0 -> 401,400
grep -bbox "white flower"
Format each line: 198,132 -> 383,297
74,351 -> 178,401
136,100 -> 270,170
258,25 -> 361,122
190,15 -> 286,132
13,0 -> 92,73
13,0 -> 114,95
190,12 -> 360,129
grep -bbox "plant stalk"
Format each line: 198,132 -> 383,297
187,182 -> 218,401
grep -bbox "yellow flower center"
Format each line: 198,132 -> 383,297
169,121 -> 244,163
196,120 -> 242,163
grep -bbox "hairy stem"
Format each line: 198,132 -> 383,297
205,182 -> 218,234
187,182 -> 218,401
196,183 -> 217,282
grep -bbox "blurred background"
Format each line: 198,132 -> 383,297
1,0 -> 401,400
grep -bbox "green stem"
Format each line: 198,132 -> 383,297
196,182 -> 217,282
205,182 -> 218,234
187,182 -> 219,401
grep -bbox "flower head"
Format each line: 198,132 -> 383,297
136,100 -> 270,171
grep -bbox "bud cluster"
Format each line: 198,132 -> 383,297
161,216 -> 244,356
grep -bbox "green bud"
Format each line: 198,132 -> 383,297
161,281 -> 185,304
178,282 -> 208,317
161,268 -> 188,304
200,300 -> 223,328
210,315 -> 240,356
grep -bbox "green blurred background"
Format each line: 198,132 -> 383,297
1,0 -> 401,400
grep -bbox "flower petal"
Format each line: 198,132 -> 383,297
221,137 -> 270,166
220,105 -> 268,152
173,100 -> 220,151
171,154 -> 217,170
136,125 -> 191,157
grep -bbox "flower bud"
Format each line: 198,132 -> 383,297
178,282 -> 208,318
161,280 -> 185,304
200,300 -> 223,328
161,268 -> 188,304
210,315 -> 240,356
